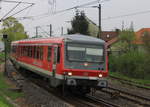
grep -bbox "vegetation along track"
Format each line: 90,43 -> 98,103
101,86 -> 150,106
109,75 -> 150,90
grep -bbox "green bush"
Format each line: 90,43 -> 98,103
109,51 -> 150,80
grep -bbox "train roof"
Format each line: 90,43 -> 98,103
12,34 -> 105,45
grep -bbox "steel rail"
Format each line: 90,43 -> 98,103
107,87 -> 150,102
109,75 -> 150,90
86,95 -> 121,107
100,87 -> 150,106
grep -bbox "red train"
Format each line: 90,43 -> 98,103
10,34 -> 108,94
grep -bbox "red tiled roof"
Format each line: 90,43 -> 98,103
135,28 -> 150,44
107,37 -> 119,47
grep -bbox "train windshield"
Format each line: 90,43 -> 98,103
66,43 -> 104,63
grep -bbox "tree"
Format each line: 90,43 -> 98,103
117,29 -> 136,52
142,31 -> 150,53
68,11 -> 89,35
1,17 -> 28,52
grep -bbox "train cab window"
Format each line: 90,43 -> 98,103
47,46 -> 52,62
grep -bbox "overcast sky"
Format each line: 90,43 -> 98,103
0,0 -> 150,37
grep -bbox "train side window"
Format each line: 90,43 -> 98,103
23,46 -> 26,56
33,46 -> 36,58
25,46 -> 27,56
28,46 -> 30,57
35,46 -> 38,59
47,46 -> 52,62
39,46 -> 43,60
37,46 -> 40,59
31,46 -> 34,58
57,47 -> 60,63
30,46 -> 32,57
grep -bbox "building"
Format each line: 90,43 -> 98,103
134,28 -> 150,52
135,28 -> 150,45
87,17 -> 120,48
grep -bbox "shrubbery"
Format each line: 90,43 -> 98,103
109,51 -> 150,80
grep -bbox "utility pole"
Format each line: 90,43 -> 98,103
98,4 -> 101,39
36,26 -> 39,38
61,27 -> 63,35
49,24 -> 52,37
92,4 -> 102,39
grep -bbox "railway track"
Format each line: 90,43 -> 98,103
8,60 -> 150,107
85,95 -> 121,107
109,75 -> 150,90
24,73 -> 121,107
100,87 -> 150,106
8,60 -> 122,107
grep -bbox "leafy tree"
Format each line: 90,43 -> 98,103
142,31 -> 150,53
68,11 -> 89,35
116,29 -> 136,52
1,17 -> 28,52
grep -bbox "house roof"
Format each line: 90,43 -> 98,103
135,28 -> 150,44
100,31 -> 119,47
107,37 -> 119,47
101,31 -> 119,42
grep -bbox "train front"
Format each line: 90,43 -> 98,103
63,35 -> 108,93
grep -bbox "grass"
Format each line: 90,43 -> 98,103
109,71 -> 150,87
0,72 -> 24,107
0,94 -> 13,107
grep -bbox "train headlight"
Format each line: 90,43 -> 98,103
99,74 -> 103,78
68,72 -> 72,76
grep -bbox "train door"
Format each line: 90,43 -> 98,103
52,45 -> 60,77
49,45 -> 61,87
52,46 -> 57,77
47,45 -> 60,78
